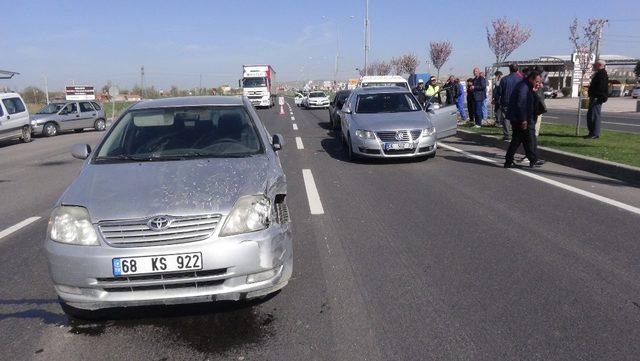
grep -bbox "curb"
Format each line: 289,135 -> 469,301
456,129 -> 640,186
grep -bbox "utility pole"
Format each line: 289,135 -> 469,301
44,75 -> 50,104
363,0 -> 369,76
594,20 -> 608,62
199,74 -> 202,95
140,65 -> 145,99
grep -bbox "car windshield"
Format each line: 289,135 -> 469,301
356,93 -> 421,113
309,92 -> 326,98
37,103 -> 65,114
362,82 -> 409,90
242,77 -> 267,88
94,106 -> 263,162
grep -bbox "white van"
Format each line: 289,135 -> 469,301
359,75 -> 411,91
0,93 -> 32,143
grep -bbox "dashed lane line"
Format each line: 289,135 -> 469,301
295,137 -> 304,149
302,169 -> 325,215
439,142 -> 640,216
0,217 -> 42,242
293,123 -> 298,130
291,116 -> 295,121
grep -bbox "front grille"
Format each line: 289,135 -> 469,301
98,214 -> 221,247
359,147 -> 381,154
97,268 -> 228,293
383,149 -> 416,155
248,95 -> 262,99
376,129 -> 421,142
275,202 -> 290,224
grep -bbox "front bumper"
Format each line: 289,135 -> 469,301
31,123 -> 45,135
306,102 -> 329,108
351,134 -> 437,158
46,223 -> 293,310
250,98 -> 272,107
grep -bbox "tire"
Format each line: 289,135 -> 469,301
94,119 -> 106,131
60,301 -> 103,321
43,122 -> 58,137
74,128 -> 84,133
346,133 -> 357,161
21,125 -> 32,143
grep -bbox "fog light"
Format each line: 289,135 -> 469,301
55,285 -> 82,295
246,267 -> 279,283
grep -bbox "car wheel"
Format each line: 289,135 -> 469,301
94,119 -> 106,131
44,122 -> 58,137
20,125 -> 33,143
346,133 -> 357,161
60,301 -> 104,321
74,128 -> 84,133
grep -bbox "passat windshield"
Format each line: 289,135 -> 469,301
37,103 -> 65,114
309,92 -> 326,98
94,106 -> 263,162
242,77 -> 267,88
356,93 -> 421,113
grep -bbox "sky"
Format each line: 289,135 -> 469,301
1,0 -> 638,91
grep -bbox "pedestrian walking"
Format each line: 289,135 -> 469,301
412,79 -> 427,108
499,64 -> 523,141
466,78 -> 476,125
586,60 -> 609,139
471,68 -> 487,127
444,76 -> 456,105
425,76 -> 441,104
492,70 -> 503,128
455,77 -> 466,121
504,70 -> 543,168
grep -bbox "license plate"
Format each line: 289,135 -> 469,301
384,142 -> 414,150
112,252 -> 202,276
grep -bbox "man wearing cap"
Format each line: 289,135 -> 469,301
412,79 -> 427,108
586,59 -> 609,139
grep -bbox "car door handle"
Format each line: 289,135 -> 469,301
6,115 -> 10,120
92,113 -> 96,116
76,114 -> 80,117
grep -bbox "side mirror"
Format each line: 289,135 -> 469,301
71,143 -> 91,160
341,105 -> 351,114
272,134 -> 284,151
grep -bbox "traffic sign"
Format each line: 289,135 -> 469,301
108,86 -> 120,97
278,96 -> 284,105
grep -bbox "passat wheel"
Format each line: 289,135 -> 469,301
44,122 -> 58,137
21,125 -> 33,143
346,133 -> 357,161
94,119 -> 106,131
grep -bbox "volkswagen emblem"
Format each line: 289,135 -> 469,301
395,131 -> 405,141
148,216 -> 171,231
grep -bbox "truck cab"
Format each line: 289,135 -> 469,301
242,65 -> 276,108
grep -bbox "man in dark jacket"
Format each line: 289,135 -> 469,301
586,60 -> 609,139
504,70 -> 542,168
499,64 -> 523,141
470,67 -> 487,127
412,79 -> 427,108
444,76 -> 456,105
492,70 -> 503,128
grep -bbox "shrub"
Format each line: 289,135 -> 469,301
561,87 -> 572,97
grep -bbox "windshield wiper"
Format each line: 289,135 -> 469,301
94,154 -> 156,162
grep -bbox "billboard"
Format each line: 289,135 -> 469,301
65,86 -> 95,101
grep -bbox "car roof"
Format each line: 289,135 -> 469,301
360,75 -> 408,83
352,86 -> 410,95
0,92 -> 22,98
130,96 -> 244,110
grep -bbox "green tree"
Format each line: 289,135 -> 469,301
635,61 -> 640,79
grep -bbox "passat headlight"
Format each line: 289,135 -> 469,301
421,127 -> 436,137
48,206 -> 99,246
219,195 -> 271,237
355,129 -> 376,139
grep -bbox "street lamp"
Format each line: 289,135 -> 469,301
321,15 -> 355,83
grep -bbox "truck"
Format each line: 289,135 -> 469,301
241,65 -> 276,108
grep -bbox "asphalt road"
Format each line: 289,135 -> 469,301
1,103 -> 640,360
543,108 -> 640,133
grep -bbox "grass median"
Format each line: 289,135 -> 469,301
462,122 -> 640,168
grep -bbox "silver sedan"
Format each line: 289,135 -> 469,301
338,87 -> 457,160
45,96 -> 292,318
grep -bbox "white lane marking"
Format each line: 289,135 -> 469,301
302,169 -> 325,215
291,116 -> 295,121
544,115 -> 559,119
0,217 -> 41,242
295,137 -> 304,149
293,123 -> 298,130
602,121 -> 640,127
439,143 -> 640,216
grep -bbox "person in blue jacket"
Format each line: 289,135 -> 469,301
454,77 -> 466,121
470,67 -> 487,127
504,70 -> 543,168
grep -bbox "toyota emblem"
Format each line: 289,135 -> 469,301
148,216 -> 171,231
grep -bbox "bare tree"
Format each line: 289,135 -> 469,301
429,41 -> 453,80
569,17 -> 607,135
486,18 -> 531,68
400,54 -> 420,76
390,57 -> 402,75
368,61 -> 381,76
377,61 -> 392,76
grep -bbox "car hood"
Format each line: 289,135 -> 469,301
30,114 -> 55,122
60,156 -> 272,222
351,111 -> 431,131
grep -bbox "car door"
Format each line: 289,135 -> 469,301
427,92 -> 458,139
0,97 -> 28,140
58,102 -> 80,130
339,94 -> 355,136
79,101 -> 97,128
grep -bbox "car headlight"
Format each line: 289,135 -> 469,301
219,195 -> 271,237
48,206 -> 99,246
421,127 -> 436,137
355,129 -> 376,139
